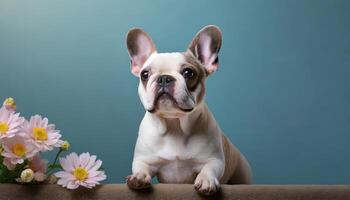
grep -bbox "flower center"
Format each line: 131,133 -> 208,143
0,122 -> 9,135
33,127 -> 48,141
12,143 -> 26,157
73,167 -> 89,181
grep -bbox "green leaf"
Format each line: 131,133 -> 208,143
48,164 -> 62,169
0,159 -> 28,183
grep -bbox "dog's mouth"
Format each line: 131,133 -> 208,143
147,91 -> 193,113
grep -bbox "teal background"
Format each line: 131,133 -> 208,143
0,0 -> 349,184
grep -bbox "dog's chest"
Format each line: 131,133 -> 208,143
150,133 -> 210,183
154,131 -> 209,160
156,157 -> 201,183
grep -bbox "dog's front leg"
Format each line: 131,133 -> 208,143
194,158 -> 224,195
126,159 -> 154,189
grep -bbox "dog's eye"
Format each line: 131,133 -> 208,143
140,70 -> 149,81
182,68 -> 195,79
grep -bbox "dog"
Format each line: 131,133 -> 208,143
125,25 -> 252,195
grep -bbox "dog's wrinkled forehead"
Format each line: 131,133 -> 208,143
142,53 -> 186,73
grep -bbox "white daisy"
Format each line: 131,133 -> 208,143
22,115 -> 61,152
0,107 -> 25,139
1,135 -> 37,165
55,152 -> 106,189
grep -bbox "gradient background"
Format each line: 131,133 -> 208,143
0,0 -> 349,184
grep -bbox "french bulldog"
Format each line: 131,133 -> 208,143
125,25 -> 252,195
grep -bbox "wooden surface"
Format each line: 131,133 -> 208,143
0,184 -> 349,200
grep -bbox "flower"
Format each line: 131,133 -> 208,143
22,115 -> 61,152
2,157 -> 16,170
55,152 -> 106,189
20,169 -> 34,183
0,107 -> 25,139
29,154 -> 48,173
3,97 -> 17,112
1,135 -> 37,165
0,97 -> 107,187
29,154 -> 48,182
60,140 -> 70,151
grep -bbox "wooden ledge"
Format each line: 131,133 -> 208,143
0,184 -> 349,200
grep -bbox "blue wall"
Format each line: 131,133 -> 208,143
0,0 -> 349,184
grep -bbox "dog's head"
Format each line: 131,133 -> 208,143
126,25 -> 222,118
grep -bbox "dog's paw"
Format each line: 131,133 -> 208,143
194,174 -> 220,196
126,173 -> 152,189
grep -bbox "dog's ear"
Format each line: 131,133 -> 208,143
126,28 -> 156,76
188,25 -> 222,74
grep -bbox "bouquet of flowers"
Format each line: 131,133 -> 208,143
0,97 -> 106,189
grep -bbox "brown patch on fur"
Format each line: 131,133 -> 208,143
182,51 -> 207,88
182,51 -> 206,104
220,135 -> 239,183
220,135 -> 252,184
196,82 -> 205,104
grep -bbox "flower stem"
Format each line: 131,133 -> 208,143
46,149 -> 63,174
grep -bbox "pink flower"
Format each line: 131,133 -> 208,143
55,152 -> 106,189
29,154 -> 48,182
1,135 -> 37,165
2,157 -> 16,170
0,107 -> 25,139
22,115 -> 61,152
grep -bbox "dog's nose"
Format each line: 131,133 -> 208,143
157,75 -> 175,87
